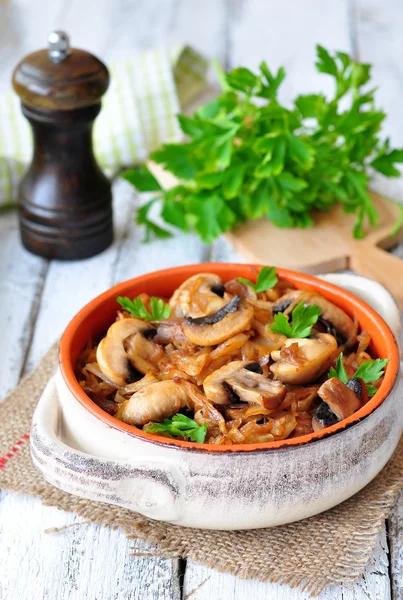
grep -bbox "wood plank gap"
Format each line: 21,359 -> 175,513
202,244 -> 214,263
110,192 -> 137,286
386,519 -> 396,600
224,0 -> 233,70
179,557 -> 187,600
348,0 -> 359,60
18,261 -> 49,380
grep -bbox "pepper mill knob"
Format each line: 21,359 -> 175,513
12,32 -> 113,260
48,30 -> 70,63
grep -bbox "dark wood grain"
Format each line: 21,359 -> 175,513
12,46 -> 113,260
12,49 -> 109,111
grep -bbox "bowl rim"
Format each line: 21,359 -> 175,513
59,263 -> 400,454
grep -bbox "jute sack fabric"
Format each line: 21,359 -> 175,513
1,343 -> 402,597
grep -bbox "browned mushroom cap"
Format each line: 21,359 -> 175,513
203,360 -> 286,408
273,290 -> 354,343
116,380 -> 193,426
169,273 -> 231,318
270,333 -> 337,385
314,377 -> 361,427
96,318 -> 152,386
182,297 -> 254,346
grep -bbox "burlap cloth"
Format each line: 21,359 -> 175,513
1,344 -> 402,597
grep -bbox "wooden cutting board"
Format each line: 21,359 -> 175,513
148,163 -> 403,306
224,191 -> 403,307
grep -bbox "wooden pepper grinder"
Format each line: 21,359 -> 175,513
12,31 -> 113,260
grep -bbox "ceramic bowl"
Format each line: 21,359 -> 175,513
31,265 -> 402,530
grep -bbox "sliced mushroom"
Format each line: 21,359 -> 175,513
116,380 -> 195,426
114,372 -> 159,404
182,297 -> 254,346
224,278 -> 258,301
273,290 -> 354,344
312,401 -> 339,431
272,296 -> 294,315
96,318 -> 153,386
270,333 -> 337,385
169,273 -> 231,318
185,295 -> 241,325
211,284 -> 226,297
312,376 -> 362,431
347,377 -> 369,403
153,320 -> 195,349
125,331 -> 164,375
203,360 -> 286,408
203,361 -> 246,405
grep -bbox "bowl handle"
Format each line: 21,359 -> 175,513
31,376 -> 186,522
319,272 -> 401,340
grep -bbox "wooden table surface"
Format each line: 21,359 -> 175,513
1,0 -> 402,598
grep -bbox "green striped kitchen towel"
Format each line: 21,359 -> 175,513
0,46 -> 208,208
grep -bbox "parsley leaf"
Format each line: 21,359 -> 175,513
366,385 -> 379,398
238,266 -> 278,293
270,302 -> 321,338
328,353 -> 349,384
329,352 -> 388,397
150,297 -> 171,320
136,198 -> 173,242
144,413 -> 208,443
117,296 -> 170,321
122,46 -> 403,243
117,297 -> 151,319
188,193 -> 236,243
122,166 -> 162,192
354,358 -> 389,383
270,312 -> 293,337
151,145 -> 197,180
287,302 -> 322,338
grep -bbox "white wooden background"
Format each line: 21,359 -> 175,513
0,0 -> 402,598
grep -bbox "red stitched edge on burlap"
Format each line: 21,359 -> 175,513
0,432 -> 30,470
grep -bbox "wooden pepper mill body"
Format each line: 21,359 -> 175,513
13,32 -> 113,260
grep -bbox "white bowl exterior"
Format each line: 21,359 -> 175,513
30,273 -> 403,530
31,369 -> 403,530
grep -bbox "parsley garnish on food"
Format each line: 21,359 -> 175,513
117,296 -> 170,321
122,45 -> 403,243
270,302 -> 321,338
329,352 -> 388,397
354,358 -> 389,383
144,414 -> 208,443
328,352 -> 349,383
238,266 -> 278,293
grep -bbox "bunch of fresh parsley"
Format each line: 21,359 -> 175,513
123,45 -> 403,243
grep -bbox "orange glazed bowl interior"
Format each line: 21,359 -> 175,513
59,264 -> 400,453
